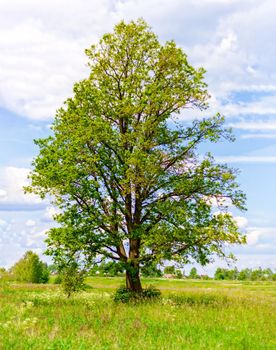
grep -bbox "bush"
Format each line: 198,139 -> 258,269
175,270 -> 183,279
113,286 -> 133,303
142,285 -> 161,299
12,251 -> 49,283
114,285 -> 161,303
0,270 -> 15,282
60,265 -> 85,297
40,263 -> 50,283
53,274 -> 62,284
201,274 -> 211,280
164,266 -> 175,275
189,267 -> 199,279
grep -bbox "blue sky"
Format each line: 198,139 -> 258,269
0,0 -> 275,274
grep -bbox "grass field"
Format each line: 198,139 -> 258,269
0,277 -> 275,349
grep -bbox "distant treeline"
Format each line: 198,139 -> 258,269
88,261 -> 276,281
214,267 -> 276,281
1,252 -> 276,283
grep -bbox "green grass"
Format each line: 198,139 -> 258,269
0,278 -> 275,349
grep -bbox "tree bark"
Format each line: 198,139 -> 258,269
125,260 -> 142,293
125,238 -> 142,292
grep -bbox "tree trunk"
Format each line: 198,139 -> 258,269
125,260 -> 142,293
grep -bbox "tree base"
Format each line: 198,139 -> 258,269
113,285 -> 161,303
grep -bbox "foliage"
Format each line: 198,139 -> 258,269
163,265 -> 183,278
60,264 -> 86,297
26,19 -> 246,292
89,260 -> 125,277
0,268 -> 14,283
12,251 -> 49,284
175,269 -> 183,279
214,267 -> 276,281
164,265 -> 175,275
141,261 -> 163,277
48,264 -> 59,274
53,274 -> 62,284
141,285 -> 161,299
214,267 -> 238,280
113,285 -> 161,303
113,286 -> 137,303
200,274 -> 211,280
189,267 -> 199,279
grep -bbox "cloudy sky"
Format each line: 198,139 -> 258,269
0,0 -> 275,274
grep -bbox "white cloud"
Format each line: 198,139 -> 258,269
0,213 -> 52,267
26,229 -> 48,247
243,227 -> 276,251
0,166 -> 44,210
234,216 -> 248,229
0,219 -> 7,226
223,100 -> 276,117
0,0 -> 118,120
216,156 -> 276,163
229,120 -> 276,130
246,230 -> 260,245
25,219 -> 36,227
0,189 -> 7,199
43,206 -> 60,221
0,0 -> 275,122
241,133 -> 276,139
179,1 -> 276,122
32,229 -> 48,239
235,254 -> 276,269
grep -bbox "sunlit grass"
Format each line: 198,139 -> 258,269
0,278 -> 275,349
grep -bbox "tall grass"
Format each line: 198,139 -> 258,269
0,278 -> 275,349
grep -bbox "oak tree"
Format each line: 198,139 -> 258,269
26,19 -> 246,293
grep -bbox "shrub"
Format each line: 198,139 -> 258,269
164,266 -> 175,275
12,251 -> 49,283
113,286 -> 134,303
189,267 -> 199,279
53,275 -> 62,284
114,285 -> 161,303
141,285 -> 161,299
60,265 -> 85,297
175,270 -> 183,279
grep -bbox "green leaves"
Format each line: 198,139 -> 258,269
12,251 -> 49,284
26,19 -> 246,277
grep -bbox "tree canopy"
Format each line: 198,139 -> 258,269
12,251 -> 49,284
26,19 -> 246,292
189,267 -> 199,279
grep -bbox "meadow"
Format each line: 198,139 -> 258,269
0,277 -> 275,350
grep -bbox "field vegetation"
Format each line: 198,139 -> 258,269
0,277 -> 275,349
